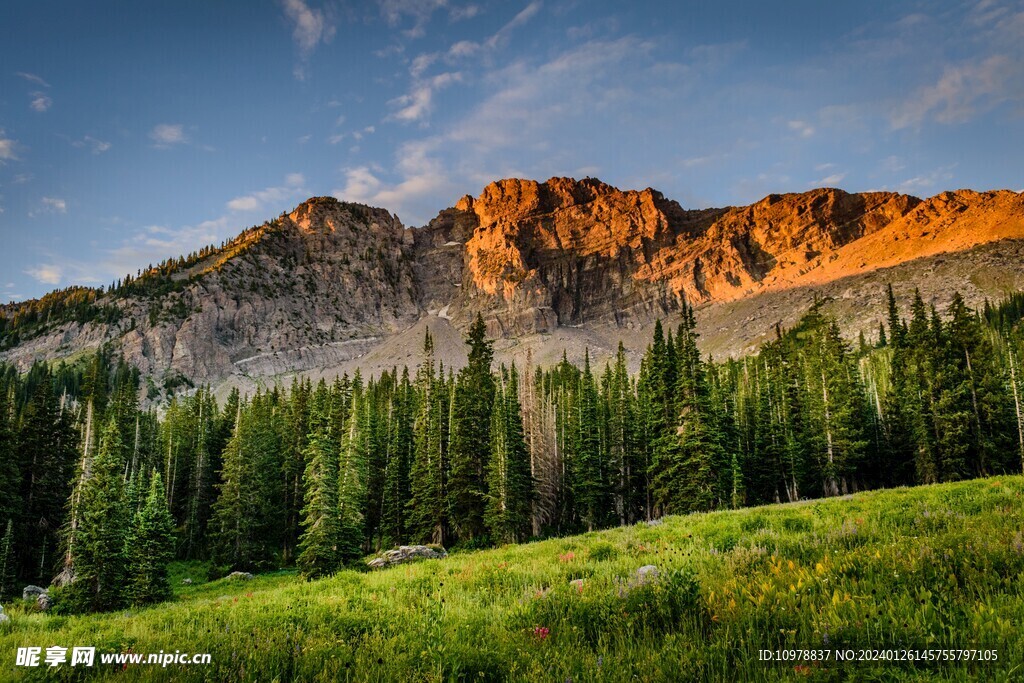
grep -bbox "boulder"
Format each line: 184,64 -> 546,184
37,594 -> 53,611
181,578 -> 193,585
635,565 -> 659,584
0,607 -> 8,624
227,572 -> 254,581
22,585 -> 46,601
367,545 -> 447,569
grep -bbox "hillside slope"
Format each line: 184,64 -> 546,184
2,179 -> 1022,395
2,476 -> 1021,681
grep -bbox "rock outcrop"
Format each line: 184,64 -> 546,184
367,545 -> 448,569
3,179 -> 1023,392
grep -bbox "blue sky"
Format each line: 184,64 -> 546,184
1,0 -> 1022,302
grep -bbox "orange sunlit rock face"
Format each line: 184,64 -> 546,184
415,177 -> 1024,337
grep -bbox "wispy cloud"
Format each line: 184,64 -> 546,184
484,0 -> 542,50
378,0 -> 447,38
71,136 -> 112,154
891,54 -> 1023,128
388,72 -> 462,123
787,120 -> 815,138
334,138 -> 451,223
42,197 -> 67,213
0,131 -> 17,162
226,173 -> 307,212
898,165 -> 956,194
29,92 -> 52,112
16,72 -> 50,88
282,0 -> 336,80
24,264 -> 62,285
28,197 -> 68,218
816,172 -> 847,186
149,123 -> 188,147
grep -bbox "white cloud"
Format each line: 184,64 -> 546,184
30,92 -> 52,112
484,1 -> 542,50
388,71 -> 462,123
817,173 -> 847,186
449,4 -> 479,21
447,40 -> 480,58
334,138 -> 451,223
378,0 -> 448,37
282,0 -> 336,79
72,136 -> 112,154
891,54 -> 1023,128
898,165 -> 956,194
25,264 -> 62,285
16,72 -> 50,88
0,132 -> 16,162
787,120 -> 815,138
41,197 -> 67,213
410,52 -> 438,78
150,123 -> 188,146
226,173 -> 307,212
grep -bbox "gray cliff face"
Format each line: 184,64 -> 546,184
2,179 -> 1024,398
2,197 -> 421,390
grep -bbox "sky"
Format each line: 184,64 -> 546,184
1,0 -> 1022,302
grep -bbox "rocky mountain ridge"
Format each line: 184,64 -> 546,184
3,177 -> 1023,398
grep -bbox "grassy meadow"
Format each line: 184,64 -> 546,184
2,476 -> 1023,682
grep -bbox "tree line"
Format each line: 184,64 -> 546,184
1,288 -> 1023,611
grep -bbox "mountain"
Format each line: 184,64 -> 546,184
3,178 -> 1023,399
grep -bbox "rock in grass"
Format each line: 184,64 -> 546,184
181,578 -> 193,585
647,518 -> 664,527
37,594 -> 53,611
368,545 -> 448,569
0,609 -> 8,624
227,572 -> 254,581
22,585 -> 46,601
635,565 -> 659,584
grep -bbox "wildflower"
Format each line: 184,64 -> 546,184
532,626 -> 550,641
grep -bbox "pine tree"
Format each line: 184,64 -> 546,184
573,350 -> 605,530
65,416 -> 129,612
297,382 -> 340,577
408,333 -> 447,544
651,303 -> 722,513
485,365 -> 533,544
210,392 -> 284,573
337,379 -> 369,564
0,519 -> 15,600
447,315 -> 495,544
125,472 -> 175,605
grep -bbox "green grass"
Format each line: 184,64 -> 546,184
3,477 -> 1023,681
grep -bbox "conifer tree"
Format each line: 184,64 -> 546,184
337,379 -> 370,564
408,332 -> 447,544
65,416 -> 129,612
447,315 -> 495,543
297,382 -> 340,577
0,519 -> 15,600
125,472 -> 175,605
572,350 -> 605,530
210,392 -> 284,573
485,365 -> 533,543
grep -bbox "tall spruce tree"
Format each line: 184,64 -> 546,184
447,315 -> 495,544
484,365 -> 533,544
65,416 -> 129,612
125,471 -> 175,605
297,382 -> 340,577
